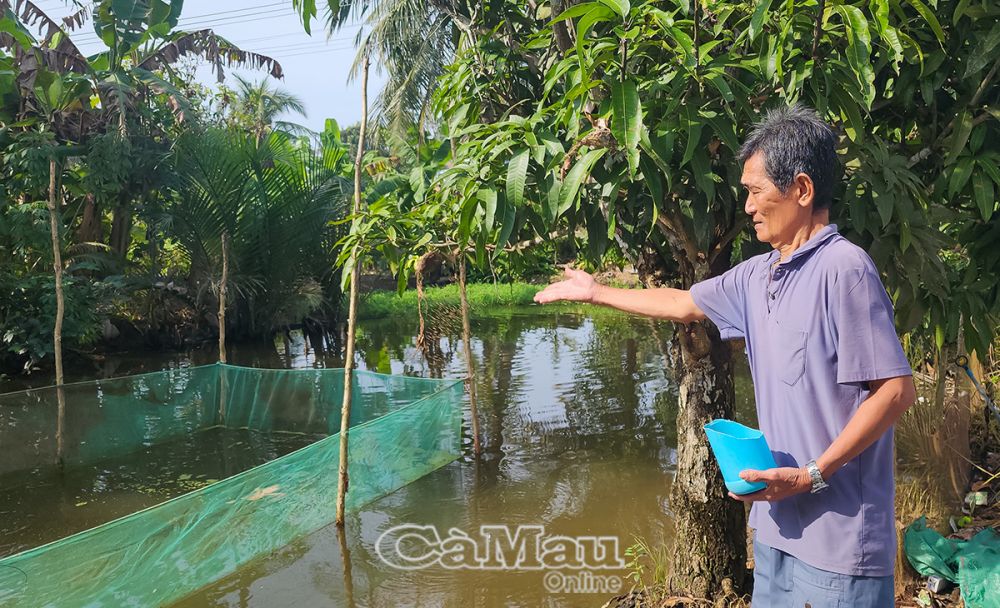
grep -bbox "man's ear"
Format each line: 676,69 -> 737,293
794,172 -> 815,209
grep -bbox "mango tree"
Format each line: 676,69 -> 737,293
431,0 -> 950,597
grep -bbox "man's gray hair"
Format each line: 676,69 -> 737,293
738,104 -> 839,210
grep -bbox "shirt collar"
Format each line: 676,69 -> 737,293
762,223 -> 841,269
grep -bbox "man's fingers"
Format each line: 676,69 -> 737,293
534,282 -> 570,303
739,469 -> 763,482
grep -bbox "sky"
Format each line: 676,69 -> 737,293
32,0 -> 388,133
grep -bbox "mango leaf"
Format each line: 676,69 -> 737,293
874,191 -> 894,227
869,0 -> 889,35
479,188 -> 498,233
900,222 -> 911,253
972,172 -> 995,221
946,110 -> 974,166
506,149 -> 530,210
544,176 -> 562,227
681,106 -> 703,167
978,157 -> 1000,188
952,0 -> 972,25
947,157 -> 974,197
576,5 -> 616,71
904,0 -> 944,47
558,149 -> 608,217
882,26 -> 904,73
554,2 -> 602,21
458,195 -> 479,245
495,195 -> 517,253
596,0 -> 630,20
963,27 -> 1000,77
611,79 -> 643,177
749,0 -> 773,43
836,5 -> 875,108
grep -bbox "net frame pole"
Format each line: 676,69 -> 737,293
336,52 -> 371,526
218,231 -> 229,364
48,157 -> 66,467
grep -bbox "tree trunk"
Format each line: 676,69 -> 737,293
667,319 -> 749,597
74,194 -> 102,244
109,200 -> 132,258
48,158 -> 67,468
336,54 -> 371,527
47,158 -> 65,386
218,232 -> 229,363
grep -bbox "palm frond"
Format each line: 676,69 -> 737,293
137,29 -> 283,82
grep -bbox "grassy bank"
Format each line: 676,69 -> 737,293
358,282 -> 542,320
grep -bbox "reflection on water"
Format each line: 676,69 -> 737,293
2,305 -> 755,607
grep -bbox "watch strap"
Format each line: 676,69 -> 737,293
806,460 -> 829,493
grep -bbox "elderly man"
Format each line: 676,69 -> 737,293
534,104 -> 915,607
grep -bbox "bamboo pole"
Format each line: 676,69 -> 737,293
336,53 -> 371,526
458,254 -> 482,456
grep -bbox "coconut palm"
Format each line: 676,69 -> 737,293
227,75 -> 311,144
293,0 -> 462,139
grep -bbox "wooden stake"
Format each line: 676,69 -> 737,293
218,231 -> 230,424
458,254 -> 482,456
48,157 -> 66,468
415,252 -> 428,349
47,158 -> 64,386
218,231 -> 229,363
336,53 -> 370,526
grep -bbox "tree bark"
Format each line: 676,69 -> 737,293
73,194 -> 102,244
109,200 -> 132,258
458,254 -> 482,456
47,158 -> 65,386
336,54 -> 371,527
218,231 -> 229,363
667,318 -> 749,597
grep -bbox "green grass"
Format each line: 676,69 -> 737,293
358,282 -> 542,320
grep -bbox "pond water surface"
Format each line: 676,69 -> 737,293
2,305 -> 756,607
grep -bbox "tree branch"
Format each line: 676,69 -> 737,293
811,0 -> 827,64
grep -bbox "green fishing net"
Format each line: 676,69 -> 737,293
0,363 -> 463,607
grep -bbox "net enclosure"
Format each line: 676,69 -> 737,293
0,363 -> 463,607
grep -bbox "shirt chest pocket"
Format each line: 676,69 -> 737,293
774,325 -> 808,385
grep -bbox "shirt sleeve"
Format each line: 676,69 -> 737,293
833,266 -> 912,384
689,259 -> 754,341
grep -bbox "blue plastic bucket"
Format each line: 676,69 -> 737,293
704,419 -> 778,495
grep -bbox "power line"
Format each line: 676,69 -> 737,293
230,24 -> 362,46
253,40 -> 356,54
274,45 -> 358,60
70,7 -> 296,42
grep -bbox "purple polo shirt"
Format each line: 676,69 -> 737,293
690,224 -> 911,576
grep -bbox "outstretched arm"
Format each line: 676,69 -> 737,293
533,267 -> 707,323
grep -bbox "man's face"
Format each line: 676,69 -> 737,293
741,151 -> 809,246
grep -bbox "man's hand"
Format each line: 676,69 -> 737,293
533,267 -> 598,304
728,467 -> 812,502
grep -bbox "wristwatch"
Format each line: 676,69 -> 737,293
805,460 -> 829,493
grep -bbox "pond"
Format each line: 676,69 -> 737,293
1,305 -> 756,607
